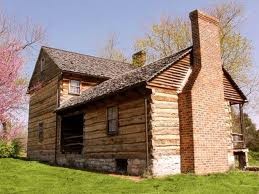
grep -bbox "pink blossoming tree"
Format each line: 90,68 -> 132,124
0,42 -> 26,140
0,8 -> 45,156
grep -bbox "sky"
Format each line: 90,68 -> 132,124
2,0 -> 259,127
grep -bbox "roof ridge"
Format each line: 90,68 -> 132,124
42,45 -> 134,66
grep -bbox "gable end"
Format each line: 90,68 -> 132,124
28,48 -> 61,93
148,53 -> 191,90
223,69 -> 247,104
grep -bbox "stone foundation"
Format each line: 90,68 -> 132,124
151,155 -> 181,176
127,159 -> 146,175
85,159 -> 116,172
56,154 -> 145,175
27,150 -> 55,164
57,154 -> 116,172
56,154 -> 87,168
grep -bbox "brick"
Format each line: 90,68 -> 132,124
179,10 -> 230,174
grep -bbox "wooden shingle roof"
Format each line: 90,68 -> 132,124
57,47 -> 192,112
56,46 -> 247,112
42,46 -> 135,79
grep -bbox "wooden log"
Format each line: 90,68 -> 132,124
85,142 -> 146,153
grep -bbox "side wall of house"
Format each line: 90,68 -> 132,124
147,53 -> 190,176
27,76 -> 59,162
149,87 -> 180,176
56,91 -> 148,175
27,51 -> 60,162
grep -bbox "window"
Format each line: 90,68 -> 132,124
40,57 -> 45,72
38,122 -> 43,142
107,106 -> 118,135
69,80 -> 80,94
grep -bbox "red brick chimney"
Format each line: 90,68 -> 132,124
179,10 -> 229,174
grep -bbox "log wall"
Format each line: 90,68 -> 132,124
27,76 -> 59,162
149,87 -> 181,176
56,91 -> 148,175
84,97 -> 146,159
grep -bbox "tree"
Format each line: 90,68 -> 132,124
0,8 -> 45,142
0,42 -> 25,124
0,9 -> 45,119
135,17 -> 191,63
99,33 -> 128,62
243,113 -> 259,151
135,2 -> 252,84
210,3 -> 255,88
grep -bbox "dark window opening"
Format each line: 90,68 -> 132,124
38,122 -> 43,142
61,114 -> 84,154
116,159 -> 128,174
40,57 -> 45,72
107,106 -> 118,135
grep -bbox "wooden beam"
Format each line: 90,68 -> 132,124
239,103 -> 244,135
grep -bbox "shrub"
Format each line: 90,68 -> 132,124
0,139 -> 22,158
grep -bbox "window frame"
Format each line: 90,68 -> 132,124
106,106 -> 119,135
69,79 -> 81,95
38,122 -> 44,143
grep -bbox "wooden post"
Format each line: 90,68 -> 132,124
239,103 -> 244,135
239,103 -> 246,148
144,97 -> 149,173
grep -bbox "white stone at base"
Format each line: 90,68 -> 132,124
151,155 -> 181,176
228,152 -> 235,168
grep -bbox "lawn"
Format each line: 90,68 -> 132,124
0,159 -> 258,194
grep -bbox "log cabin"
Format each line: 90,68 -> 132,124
27,10 -> 248,176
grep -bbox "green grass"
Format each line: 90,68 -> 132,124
249,151 -> 259,166
0,159 -> 258,194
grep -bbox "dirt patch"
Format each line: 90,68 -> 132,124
109,173 -> 144,182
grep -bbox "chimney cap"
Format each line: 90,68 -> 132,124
133,50 -> 146,56
189,9 -> 219,25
